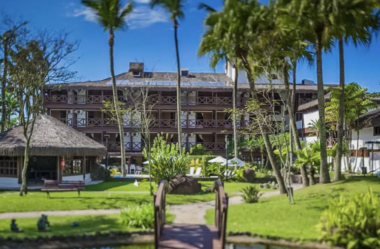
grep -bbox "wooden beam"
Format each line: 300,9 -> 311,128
83,156 -> 86,181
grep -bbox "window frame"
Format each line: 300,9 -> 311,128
0,156 -> 17,177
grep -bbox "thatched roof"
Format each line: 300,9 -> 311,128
298,92 -> 331,112
0,115 -> 106,157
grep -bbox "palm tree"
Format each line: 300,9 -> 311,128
289,0 -> 334,184
329,0 -> 380,181
198,1 -> 242,161
295,143 -> 321,185
82,0 -> 133,176
308,119 -> 322,138
151,0 -> 184,154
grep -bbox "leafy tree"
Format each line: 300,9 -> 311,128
82,0 -> 134,176
151,0 -> 185,154
326,83 -> 377,172
10,33 -> 78,195
294,142 -> 321,185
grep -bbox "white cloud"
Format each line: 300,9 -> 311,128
71,5 -> 168,29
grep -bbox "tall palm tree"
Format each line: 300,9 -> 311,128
151,0 -> 184,154
198,1 -> 242,161
290,0 -> 335,184
330,0 -> 380,181
82,0 -> 133,176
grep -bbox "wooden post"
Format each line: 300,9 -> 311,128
17,156 -> 22,184
128,156 -> 131,175
83,156 -> 86,181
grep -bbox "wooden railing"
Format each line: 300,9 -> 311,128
213,180 -> 229,247
154,180 -> 169,248
45,95 -> 245,106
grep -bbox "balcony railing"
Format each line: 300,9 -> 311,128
45,95 -> 243,106
105,141 -> 225,152
59,118 -> 250,129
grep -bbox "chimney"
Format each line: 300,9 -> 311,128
129,62 -> 144,78
180,68 -> 189,77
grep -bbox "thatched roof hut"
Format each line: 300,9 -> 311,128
0,115 -> 106,157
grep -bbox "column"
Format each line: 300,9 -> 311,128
82,156 -> 86,181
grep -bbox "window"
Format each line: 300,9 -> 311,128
374,126 -> 380,136
0,157 -> 17,177
63,159 -> 83,175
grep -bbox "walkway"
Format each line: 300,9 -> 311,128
168,183 -> 304,224
0,183 -> 303,220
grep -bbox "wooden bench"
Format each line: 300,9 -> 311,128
41,180 -> 85,197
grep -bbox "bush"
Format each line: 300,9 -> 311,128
255,168 -> 272,178
143,134 -> 189,183
241,186 -> 262,203
120,204 -> 155,229
318,189 -> 380,249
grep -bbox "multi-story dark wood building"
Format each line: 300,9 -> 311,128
43,63 -> 331,171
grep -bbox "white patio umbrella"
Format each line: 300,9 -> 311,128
143,161 -> 149,165
208,156 -> 227,164
222,157 -> 246,167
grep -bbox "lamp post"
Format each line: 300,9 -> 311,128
225,134 -> 229,181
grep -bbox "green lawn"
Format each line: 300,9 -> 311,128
86,180 -> 271,194
205,177 -> 380,239
0,213 -> 174,239
0,191 -> 216,213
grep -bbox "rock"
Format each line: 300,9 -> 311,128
204,187 -> 212,193
242,168 -> 256,183
168,174 -> 201,194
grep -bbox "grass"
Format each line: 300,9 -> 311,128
0,213 -> 174,239
0,181 -> 272,213
205,176 -> 380,239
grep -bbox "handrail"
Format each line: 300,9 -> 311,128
154,180 -> 169,249
213,180 -> 229,247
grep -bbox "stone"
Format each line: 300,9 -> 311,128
168,174 -> 201,194
90,162 -> 107,181
204,187 -> 212,193
242,168 -> 256,183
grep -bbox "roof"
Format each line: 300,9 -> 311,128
357,108 -> 380,125
0,115 -> 106,157
298,92 -> 331,112
45,71 -> 336,92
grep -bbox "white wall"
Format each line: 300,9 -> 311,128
350,127 -> 380,150
225,62 -> 284,84
305,136 -> 318,144
63,173 -> 91,183
303,110 -> 319,129
0,177 -> 19,189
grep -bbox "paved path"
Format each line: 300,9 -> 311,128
0,184 -> 303,221
168,183 -> 304,224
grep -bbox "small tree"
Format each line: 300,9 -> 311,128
10,33 -> 78,196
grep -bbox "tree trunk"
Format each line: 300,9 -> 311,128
109,28 -> 126,176
260,151 -> 264,168
284,65 -> 309,187
1,35 -> 8,133
174,21 -> 182,154
20,141 -> 30,196
315,32 -> 331,184
334,37 -> 345,181
233,63 -> 238,169
261,132 -> 287,194
250,151 -> 254,163
353,125 -> 360,171
309,165 -> 316,185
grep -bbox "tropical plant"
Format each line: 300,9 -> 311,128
109,168 -> 121,177
190,144 -> 213,156
151,0 -> 185,153
241,185 -> 262,204
294,142 -> 321,185
318,189 -> 380,249
82,0 -> 134,176
143,134 -> 188,183
120,203 -> 155,229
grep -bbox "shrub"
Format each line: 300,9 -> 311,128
241,186 -> 262,203
143,134 -> 189,183
317,189 -> 380,249
120,204 -> 155,229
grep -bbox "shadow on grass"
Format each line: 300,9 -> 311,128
344,176 -> 379,183
85,181 -> 137,191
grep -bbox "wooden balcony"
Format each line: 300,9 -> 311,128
45,95 -> 245,106
104,141 -> 225,153
60,118 -> 250,129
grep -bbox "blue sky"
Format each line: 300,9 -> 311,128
1,0 -> 379,92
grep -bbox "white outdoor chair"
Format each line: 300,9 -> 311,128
194,167 -> 202,177
187,167 -> 195,176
